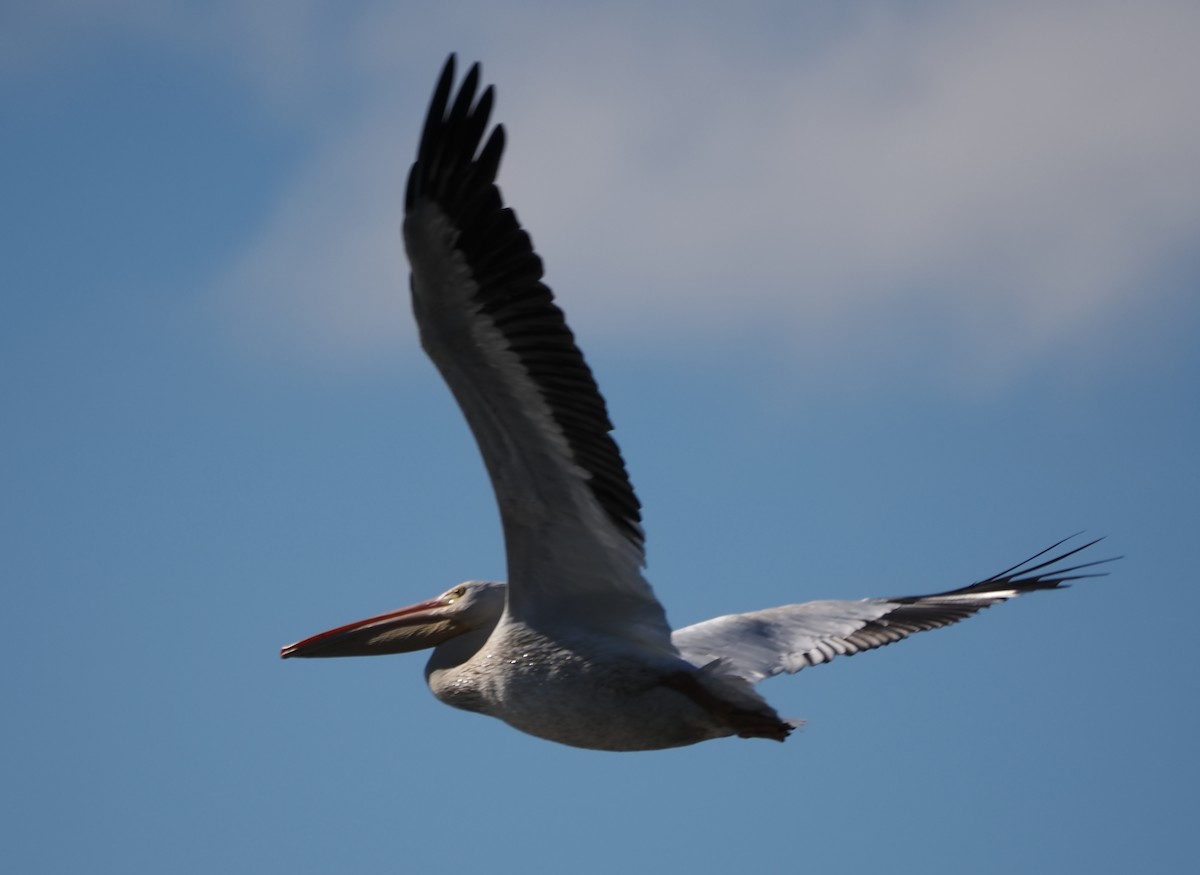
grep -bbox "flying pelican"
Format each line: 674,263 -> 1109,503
281,56 -> 1114,751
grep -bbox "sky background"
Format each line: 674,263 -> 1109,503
3,1 -> 1198,872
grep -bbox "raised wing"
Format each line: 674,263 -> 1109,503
403,56 -> 670,644
672,537 -> 1116,685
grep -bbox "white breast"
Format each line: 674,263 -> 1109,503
427,621 -> 733,751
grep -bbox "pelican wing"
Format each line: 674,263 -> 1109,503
672,537 -> 1115,685
403,56 -> 670,642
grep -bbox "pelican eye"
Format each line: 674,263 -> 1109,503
445,586 -> 467,603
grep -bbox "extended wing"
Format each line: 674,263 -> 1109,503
403,56 -> 671,645
672,537 -> 1116,685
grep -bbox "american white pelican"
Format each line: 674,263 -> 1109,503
281,56 -> 1114,751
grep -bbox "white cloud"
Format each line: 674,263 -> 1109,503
213,107 -> 417,371
488,0 -> 1200,379
65,0 -> 1195,382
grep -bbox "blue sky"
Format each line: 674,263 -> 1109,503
3,1 -> 1198,872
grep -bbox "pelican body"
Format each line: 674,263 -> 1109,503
281,57 -> 1114,752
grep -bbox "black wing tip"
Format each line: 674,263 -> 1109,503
406,55 -> 500,213
968,533 -> 1120,596
890,533 -> 1120,604
991,533 -> 1120,586
440,52 -> 457,87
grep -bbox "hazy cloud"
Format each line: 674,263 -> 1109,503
30,1 -> 1194,381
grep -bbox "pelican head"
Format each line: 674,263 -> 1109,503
280,580 -> 506,659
